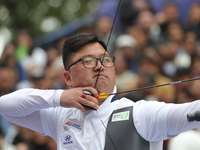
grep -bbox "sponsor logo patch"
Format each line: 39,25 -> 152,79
62,133 -> 75,147
64,121 -> 82,131
111,111 -> 130,122
63,135 -> 73,145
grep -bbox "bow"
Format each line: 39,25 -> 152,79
92,1 -> 122,150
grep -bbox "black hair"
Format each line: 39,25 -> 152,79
62,32 -> 107,70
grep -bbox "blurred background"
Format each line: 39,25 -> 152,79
0,0 -> 100,55
1,0 -> 200,150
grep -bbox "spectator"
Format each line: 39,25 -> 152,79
155,2 -> 180,35
115,34 -> 138,72
137,54 -> 175,102
113,49 -> 138,99
0,127 -> 16,150
187,2 -> 200,40
0,43 -> 27,81
135,10 -> 162,43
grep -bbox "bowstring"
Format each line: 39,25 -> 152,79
94,0 -> 122,88
93,1 -> 122,150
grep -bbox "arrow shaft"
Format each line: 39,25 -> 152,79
111,77 -> 200,96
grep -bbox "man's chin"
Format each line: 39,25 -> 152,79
95,83 -> 111,93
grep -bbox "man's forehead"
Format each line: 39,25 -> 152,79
73,43 -> 108,58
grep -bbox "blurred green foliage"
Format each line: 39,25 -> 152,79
0,0 -> 99,38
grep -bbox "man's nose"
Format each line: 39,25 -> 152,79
94,59 -> 104,70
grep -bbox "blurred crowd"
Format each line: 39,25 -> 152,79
1,0 -> 200,149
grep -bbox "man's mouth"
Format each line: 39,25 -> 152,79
94,74 -> 107,78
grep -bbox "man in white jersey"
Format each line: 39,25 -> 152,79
1,33 -> 200,150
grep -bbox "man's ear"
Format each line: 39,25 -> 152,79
63,70 -> 73,87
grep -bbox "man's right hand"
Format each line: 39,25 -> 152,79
60,87 -> 99,112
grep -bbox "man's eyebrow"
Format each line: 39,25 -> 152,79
101,54 -> 110,57
81,54 -> 110,57
80,54 -> 93,58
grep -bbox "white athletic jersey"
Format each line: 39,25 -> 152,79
1,88 -> 200,150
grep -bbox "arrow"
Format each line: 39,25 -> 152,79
95,77 -> 200,98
